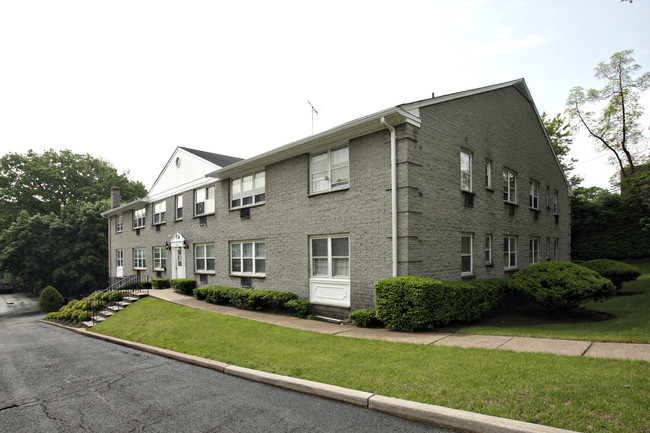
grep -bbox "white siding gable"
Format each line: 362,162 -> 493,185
148,148 -> 222,200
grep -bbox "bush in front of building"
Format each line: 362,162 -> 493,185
374,276 -> 506,332
194,285 -> 309,316
45,290 -> 122,324
511,262 -> 616,312
38,286 -> 65,313
349,309 -> 383,327
151,278 -> 171,289
171,278 -> 196,295
284,299 -> 311,318
578,259 -> 641,291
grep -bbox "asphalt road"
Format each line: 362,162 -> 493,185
0,313 -> 453,432
0,293 -> 40,315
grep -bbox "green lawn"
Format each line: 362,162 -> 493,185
91,297 -> 650,433
457,261 -> 650,343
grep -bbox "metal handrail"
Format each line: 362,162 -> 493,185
87,275 -> 150,324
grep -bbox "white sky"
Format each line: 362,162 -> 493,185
1,0 -> 649,191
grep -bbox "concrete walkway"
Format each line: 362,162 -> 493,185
148,289 -> 650,362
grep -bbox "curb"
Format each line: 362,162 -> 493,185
40,320 -> 578,433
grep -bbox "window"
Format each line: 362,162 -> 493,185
310,146 -> 349,193
310,235 -> 350,278
231,171 -> 266,208
116,215 -> 123,232
153,201 -> 166,225
530,237 -> 540,264
116,250 -> 123,267
195,244 -> 215,273
503,236 -> 517,269
460,151 -> 472,192
546,185 -> 551,208
485,235 -> 492,264
553,238 -> 559,261
175,194 -> 183,220
133,208 -> 146,229
553,190 -> 559,215
194,186 -> 215,216
529,181 -> 539,210
485,160 -> 492,189
153,247 -> 166,270
503,169 -> 517,203
230,241 -> 266,275
133,249 -> 146,269
461,233 -> 473,275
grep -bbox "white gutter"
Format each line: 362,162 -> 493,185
381,117 -> 398,277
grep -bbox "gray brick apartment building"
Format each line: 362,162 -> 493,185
102,79 -> 570,318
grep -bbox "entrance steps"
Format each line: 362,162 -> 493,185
82,292 -> 148,328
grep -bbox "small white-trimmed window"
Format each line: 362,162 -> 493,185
529,181 -> 540,210
195,244 -> 215,273
460,151 -> 472,192
503,169 -> 517,203
530,237 -> 540,264
461,233 -> 473,275
116,249 -> 123,267
153,201 -> 166,225
310,235 -> 350,279
485,234 -> 492,264
153,247 -> 166,270
230,241 -> 266,276
133,208 -> 146,229
175,194 -> 183,220
553,238 -> 559,261
116,215 -> 123,232
231,171 -> 266,208
195,186 -> 215,216
310,146 -> 349,193
485,160 -> 492,189
504,236 -> 517,269
553,190 -> 559,215
133,249 -> 146,269
546,186 -> 551,208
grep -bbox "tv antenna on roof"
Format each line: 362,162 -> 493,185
308,100 -> 318,135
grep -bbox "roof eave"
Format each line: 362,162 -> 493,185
100,198 -> 149,217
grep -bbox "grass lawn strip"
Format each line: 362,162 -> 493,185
457,261 -> 650,343
91,297 -> 650,433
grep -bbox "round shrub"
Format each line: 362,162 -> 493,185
349,309 -> 383,327
511,262 -> 616,312
151,278 -> 171,289
171,278 -> 197,295
285,299 -> 311,318
579,259 -> 641,291
38,286 -> 65,314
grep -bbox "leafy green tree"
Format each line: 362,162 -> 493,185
541,112 -> 582,187
0,149 -> 146,232
38,286 -> 65,313
566,50 -> 650,180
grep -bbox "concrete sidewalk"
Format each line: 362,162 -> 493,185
148,289 -> 650,362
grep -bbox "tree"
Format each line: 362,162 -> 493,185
0,149 -> 146,233
541,112 -> 583,187
38,286 -> 65,313
566,50 -> 650,180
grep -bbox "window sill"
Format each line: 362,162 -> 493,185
504,201 -> 518,206
153,222 -> 166,226
308,186 -> 349,197
194,212 -> 215,218
153,268 -> 166,272
230,202 -> 265,212
230,273 -> 266,278
133,226 -> 145,230
461,273 -> 475,279
134,268 -> 146,271
195,271 -> 216,275
485,262 -> 494,267
504,267 -> 519,272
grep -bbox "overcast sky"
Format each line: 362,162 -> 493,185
1,0 -> 649,192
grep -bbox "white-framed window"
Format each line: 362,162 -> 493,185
194,244 -> 215,273
546,237 -> 551,261
310,146 -> 349,193
503,236 -> 517,269
116,215 -> 123,232
546,185 -> 551,208
194,186 -> 215,216
485,160 -> 492,189
461,233 -> 473,275
116,249 -> 123,267
133,248 -> 146,269
230,241 -> 266,276
310,235 -> 350,279
503,169 -> 517,203
553,190 -> 559,215
553,238 -> 559,261
175,194 -> 183,220
485,234 -> 492,264
529,181 -> 539,210
133,208 -> 146,229
530,237 -> 540,265
153,247 -> 166,270
153,200 -> 166,225
231,171 -> 266,209
460,151 -> 472,192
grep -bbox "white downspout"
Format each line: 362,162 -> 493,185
380,117 -> 398,277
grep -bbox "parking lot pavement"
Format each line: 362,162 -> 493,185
0,293 -> 42,316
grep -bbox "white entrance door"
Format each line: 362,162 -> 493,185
170,232 -> 187,279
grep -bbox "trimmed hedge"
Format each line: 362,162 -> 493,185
151,278 -> 171,289
38,286 -> 65,313
374,276 -> 507,332
45,290 -> 123,324
511,262 -> 616,312
349,309 -> 383,328
194,285 -> 310,317
171,278 -> 196,295
579,259 -> 641,291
